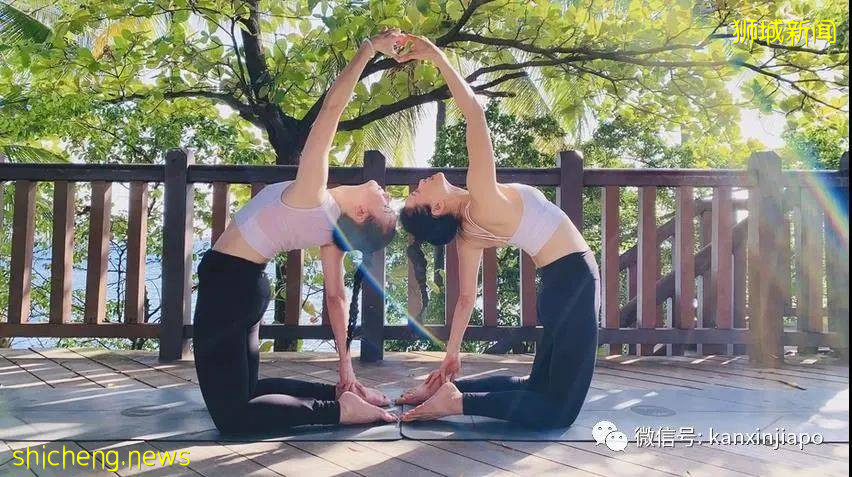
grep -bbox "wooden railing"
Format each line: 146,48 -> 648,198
0,149 -> 848,366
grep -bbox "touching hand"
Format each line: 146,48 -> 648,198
352,380 -> 391,406
437,352 -> 461,383
395,370 -> 444,405
395,34 -> 441,62
368,28 -> 407,57
336,359 -> 357,397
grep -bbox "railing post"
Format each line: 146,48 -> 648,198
50,181 -> 76,324
601,186 -> 620,355
637,186 -> 658,356
84,181 -> 112,325
557,150 -> 584,230
747,151 -> 784,367
8,180 -> 36,324
672,186 -> 696,356
160,148 -> 194,361
826,152 -> 849,362
360,150 -> 386,362
125,182 -> 149,324
709,186 -> 734,355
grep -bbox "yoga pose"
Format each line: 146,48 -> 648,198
193,29 -> 406,434
396,35 -> 601,429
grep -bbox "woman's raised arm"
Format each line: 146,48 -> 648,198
397,35 -> 500,203
289,29 -> 404,205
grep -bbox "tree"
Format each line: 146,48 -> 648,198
1,0 -> 846,166
782,119 -> 849,169
1,0 -> 847,352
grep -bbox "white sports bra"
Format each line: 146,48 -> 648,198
232,181 -> 341,260
461,183 -> 564,256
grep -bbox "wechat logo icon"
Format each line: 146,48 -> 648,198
592,420 -> 629,452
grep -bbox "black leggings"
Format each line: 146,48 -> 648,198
193,249 -> 340,434
455,250 -> 600,428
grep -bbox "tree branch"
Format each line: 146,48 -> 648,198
435,0 -> 500,46
237,0 -> 273,102
303,0 -> 499,126
338,71 -> 525,131
708,33 -> 838,54
105,90 -> 263,126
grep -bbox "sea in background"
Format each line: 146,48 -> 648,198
13,238 -> 342,353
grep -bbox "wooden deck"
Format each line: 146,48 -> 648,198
0,349 -> 848,476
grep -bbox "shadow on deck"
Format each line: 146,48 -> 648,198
0,349 -> 848,477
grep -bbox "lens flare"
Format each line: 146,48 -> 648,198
330,207 -> 445,349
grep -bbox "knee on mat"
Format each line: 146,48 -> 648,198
522,404 -> 580,429
555,406 -> 582,428
211,408 -> 250,435
213,417 -> 242,435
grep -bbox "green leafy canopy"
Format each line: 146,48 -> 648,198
0,0 -> 846,166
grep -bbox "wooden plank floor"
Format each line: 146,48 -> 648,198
1,348 -> 848,477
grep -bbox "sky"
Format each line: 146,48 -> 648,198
406,89 -> 787,168
196,10 -> 793,168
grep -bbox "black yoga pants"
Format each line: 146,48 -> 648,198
193,249 -> 340,434
454,250 -> 601,428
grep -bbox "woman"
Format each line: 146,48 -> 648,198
193,29 -> 406,434
395,35 -> 601,429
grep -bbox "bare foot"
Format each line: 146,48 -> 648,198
395,377 -> 442,405
401,382 -> 463,422
335,382 -> 390,407
338,391 -> 398,425
358,385 -> 391,407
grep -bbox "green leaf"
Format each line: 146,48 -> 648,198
321,16 -> 337,29
0,3 -> 52,44
416,0 -> 430,15
303,300 -> 318,316
1,145 -> 66,163
172,10 -> 190,23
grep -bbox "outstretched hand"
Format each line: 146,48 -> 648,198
337,379 -> 391,406
352,381 -> 391,406
395,371 -> 444,405
368,28 -> 407,58
435,352 -> 461,383
337,359 -> 357,395
395,353 -> 461,405
394,34 -> 441,63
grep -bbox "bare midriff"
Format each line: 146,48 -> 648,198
212,225 -> 269,265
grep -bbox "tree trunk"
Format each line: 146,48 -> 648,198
260,103 -> 309,165
435,100 -> 446,136
240,1 -> 308,166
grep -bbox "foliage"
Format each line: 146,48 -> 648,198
0,0 -> 847,165
0,0 -> 847,352
781,119 -> 849,169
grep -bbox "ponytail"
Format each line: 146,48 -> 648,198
406,240 -> 429,320
346,252 -> 372,350
331,210 -> 396,352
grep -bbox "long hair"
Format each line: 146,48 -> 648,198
406,240 -> 429,318
332,213 -> 396,350
400,205 -> 460,320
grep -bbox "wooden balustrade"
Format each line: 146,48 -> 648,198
0,149 -> 848,366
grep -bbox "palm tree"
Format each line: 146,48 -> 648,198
0,1 -> 50,44
0,2 -> 64,162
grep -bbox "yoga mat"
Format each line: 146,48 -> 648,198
0,388 -> 403,442
400,387 -> 849,442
